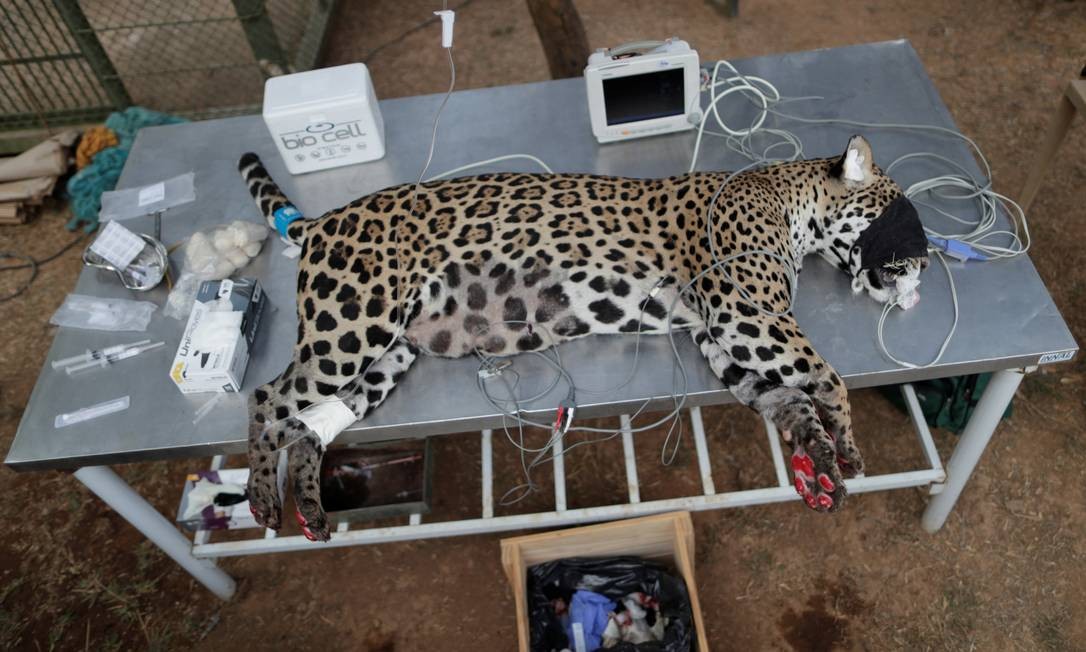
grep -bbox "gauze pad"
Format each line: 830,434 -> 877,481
296,399 -> 357,448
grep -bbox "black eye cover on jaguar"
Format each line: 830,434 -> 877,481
856,195 -> 928,270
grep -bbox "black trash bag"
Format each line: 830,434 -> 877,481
528,556 -> 695,652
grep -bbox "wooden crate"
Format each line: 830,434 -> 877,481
500,511 -> 709,651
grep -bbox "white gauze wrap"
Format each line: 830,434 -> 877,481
296,399 -> 357,447
896,275 -> 921,310
844,148 -> 866,182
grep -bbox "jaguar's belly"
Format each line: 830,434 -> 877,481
402,259 -> 698,358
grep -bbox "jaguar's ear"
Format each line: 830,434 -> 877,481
829,135 -> 874,188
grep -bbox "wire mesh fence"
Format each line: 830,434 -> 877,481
0,0 -> 334,133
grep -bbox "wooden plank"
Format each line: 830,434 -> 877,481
500,512 -> 709,651
0,202 -> 26,225
1019,68 -> 1085,212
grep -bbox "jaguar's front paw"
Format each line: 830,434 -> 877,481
790,426 -> 847,512
295,499 -> 331,542
833,430 -> 865,479
246,471 -> 282,530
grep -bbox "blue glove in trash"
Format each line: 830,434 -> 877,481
565,590 -> 615,651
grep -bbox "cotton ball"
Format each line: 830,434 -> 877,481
212,228 -> 235,253
242,241 -> 262,257
233,220 -> 267,245
186,232 -> 213,263
225,248 -> 250,269
227,225 -> 248,248
186,234 -> 221,274
210,259 -> 236,278
250,224 -> 269,242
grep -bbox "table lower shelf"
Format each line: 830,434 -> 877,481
189,384 -> 946,558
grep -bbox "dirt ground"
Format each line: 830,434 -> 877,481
2,0 -> 1085,650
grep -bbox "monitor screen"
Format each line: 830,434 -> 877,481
602,68 -> 686,126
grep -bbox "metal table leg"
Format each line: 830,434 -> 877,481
73,465 -> 237,600
921,368 -> 1025,533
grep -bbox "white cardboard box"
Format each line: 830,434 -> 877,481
169,278 -> 266,394
177,468 -> 283,531
263,63 -> 386,174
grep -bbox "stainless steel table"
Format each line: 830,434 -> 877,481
6,41 -> 1077,600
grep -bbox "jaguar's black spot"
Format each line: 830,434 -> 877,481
588,298 -> 624,324
639,297 -> 667,320
365,325 -> 393,348
467,283 -> 487,310
503,296 -> 527,326
464,313 -> 489,335
444,262 -> 461,288
338,331 -> 361,354
517,332 -> 543,351
554,315 -> 590,337
429,330 -> 452,354
736,322 -> 760,338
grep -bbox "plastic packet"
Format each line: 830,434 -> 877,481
50,294 -> 158,331
98,172 -> 196,221
528,556 -> 694,652
163,220 -> 268,319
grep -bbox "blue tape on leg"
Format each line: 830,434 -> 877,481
273,205 -> 302,238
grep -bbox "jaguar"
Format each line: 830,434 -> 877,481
237,135 -> 929,541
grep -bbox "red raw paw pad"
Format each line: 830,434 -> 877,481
790,447 -> 840,513
295,509 -> 318,542
791,452 -> 814,478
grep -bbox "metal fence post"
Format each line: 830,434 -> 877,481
50,0 -> 131,109
232,0 -> 290,77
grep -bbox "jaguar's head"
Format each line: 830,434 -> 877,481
816,135 -> 930,308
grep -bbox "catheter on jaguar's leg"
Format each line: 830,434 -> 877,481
246,340 -> 419,539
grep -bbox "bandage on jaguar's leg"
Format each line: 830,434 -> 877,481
693,326 -> 846,512
245,325 -> 416,531
288,340 -> 418,542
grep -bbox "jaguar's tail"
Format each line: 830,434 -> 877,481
237,152 -> 306,245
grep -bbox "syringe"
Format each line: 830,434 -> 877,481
52,339 -> 152,370
58,340 -> 166,376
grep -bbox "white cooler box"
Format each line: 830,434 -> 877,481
262,63 -> 386,174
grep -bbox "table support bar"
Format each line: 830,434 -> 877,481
921,368 -> 1024,532
619,414 -> 640,504
481,429 -> 494,518
553,431 -> 567,512
74,465 -> 236,600
689,407 -> 716,496
763,418 -> 791,488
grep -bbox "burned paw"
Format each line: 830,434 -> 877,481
295,499 -> 330,542
833,433 -> 865,478
790,426 -> 847,513
246,473 -> 282,530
